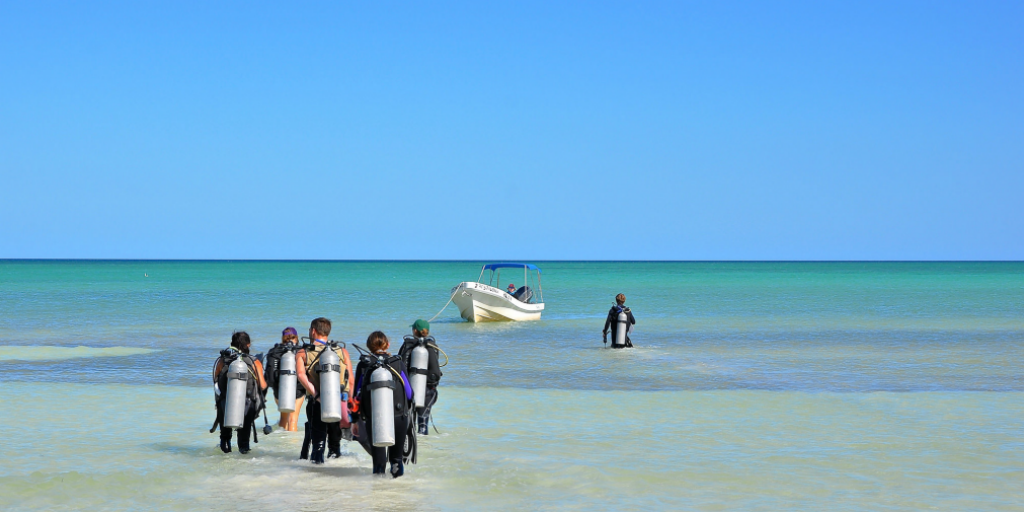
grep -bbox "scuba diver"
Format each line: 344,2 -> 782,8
296,317 -> 354,464
211,331 -> 268,454
353,331 -> 416,478
603,293 -> 636,349
264,327 -> 305,431
398,319 -> 446,436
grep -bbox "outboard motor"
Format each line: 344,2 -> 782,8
319,348 -> 342,423
614,310 -> 628,347
277,350 -> 297,413
409,344 -> 429,408
370,365 -> 396,447
223,358 -> 249,430
513,286 -> 533,303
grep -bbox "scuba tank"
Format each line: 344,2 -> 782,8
318,346 -> 343,423
369,364 -> 396,447
223,358 -> 249,430
409,345 -> 429,409
614,310 -> 628,347
277,349 -> 297,413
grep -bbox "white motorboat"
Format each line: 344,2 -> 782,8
451,263 -> 545,322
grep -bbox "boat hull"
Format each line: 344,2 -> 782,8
451,282 -> 544,322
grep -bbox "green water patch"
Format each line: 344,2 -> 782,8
0,346 -> 158,362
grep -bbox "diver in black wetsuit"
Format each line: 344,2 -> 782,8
212,331 -> 268,453
398,319 -> 444,436
603,293 -> 636,348
353,331 -> 415,478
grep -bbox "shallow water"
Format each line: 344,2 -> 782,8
2,384 -> 1021,511
0,261 -> 1022,510
0,345 -> 157,361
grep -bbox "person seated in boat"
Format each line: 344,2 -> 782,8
603,293 -> 636,348
506,283 -> 534,303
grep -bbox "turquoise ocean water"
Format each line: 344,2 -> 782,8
0,261 -> 1022,510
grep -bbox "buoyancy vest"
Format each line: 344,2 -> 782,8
304,342 -> 351,397
608,305 -> 634,344
215,347 -> 262,415
399,336 -> 444,387
264,343 -> 285,392
356,354 -> 412,419
265,342 -> 302,398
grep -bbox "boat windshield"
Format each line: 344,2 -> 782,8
477,263 -> 544,304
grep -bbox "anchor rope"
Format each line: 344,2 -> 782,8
427,283 -> 463,323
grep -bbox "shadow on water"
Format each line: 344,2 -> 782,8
297,465 -> 368,477
149,443 -> 220,458
149,441 -> 363,463
427,318 -> 463,324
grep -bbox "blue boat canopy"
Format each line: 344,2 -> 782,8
482,262 -> 541,273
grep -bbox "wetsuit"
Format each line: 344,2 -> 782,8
354,355 -> 413,476
302,342 -> 351,464
215,350 -> 261,453
603,305 -> 636,348
398,336 -> 443,435
218,404 -> 256,453
305,395 -> 346,462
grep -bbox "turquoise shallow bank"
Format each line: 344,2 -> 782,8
0,261 -> 1022,511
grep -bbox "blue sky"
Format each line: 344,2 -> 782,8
1,1 -> 1021,260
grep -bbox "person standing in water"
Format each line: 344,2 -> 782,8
399,319 -> 444,436
213,331 -> 268,453
265,327 -> 305,431
354,331 -> 414,478
603,293 -> 636,348
296,317 -> 354,464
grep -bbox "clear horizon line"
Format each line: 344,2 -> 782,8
1,259 -> 1022,263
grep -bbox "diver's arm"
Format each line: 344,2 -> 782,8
254,359 -> 268,390
603,311 -> 612,335
342,350 -> 353,396
296,350 -> 316,397
628,310 -> 636,325
214,359 -> 223,381
353,361 -> 368,397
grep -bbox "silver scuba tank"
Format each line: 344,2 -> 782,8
277,350 -> 297,413
410,345 -> 429,409
318,347 -> 342,423
223,358 -> 249,430
614,311 -> 628,347
370,366 -> 396,447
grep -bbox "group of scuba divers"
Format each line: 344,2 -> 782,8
208,294 -> 633,479
210,317 -> 446,479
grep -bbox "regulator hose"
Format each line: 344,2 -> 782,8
427,343 -> 449,367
